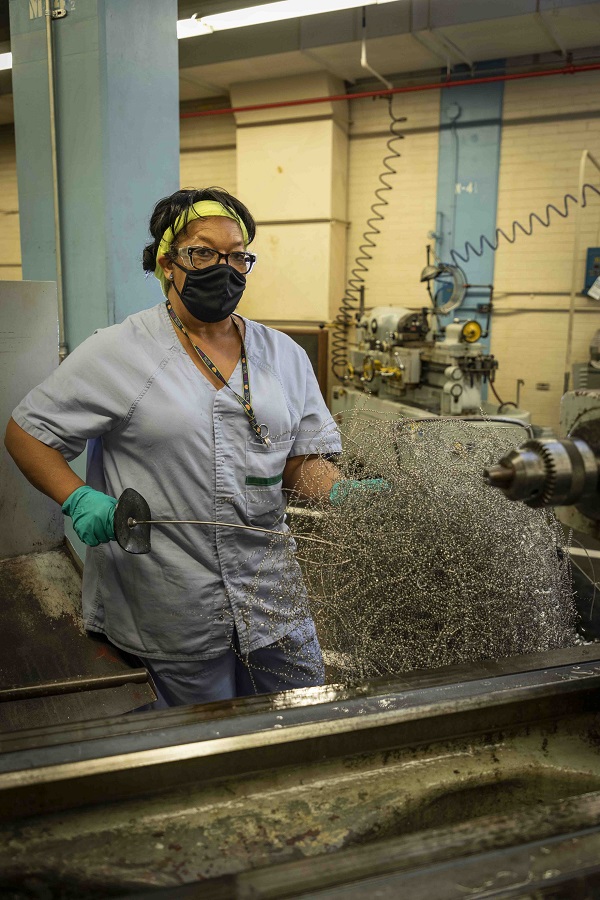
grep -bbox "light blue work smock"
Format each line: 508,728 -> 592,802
12,303 -> 341,660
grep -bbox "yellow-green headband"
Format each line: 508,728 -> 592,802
154,200 -> 249,297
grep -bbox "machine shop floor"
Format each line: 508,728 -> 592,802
0,547 -> 155,731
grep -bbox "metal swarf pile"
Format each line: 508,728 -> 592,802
285,413 -> 577,681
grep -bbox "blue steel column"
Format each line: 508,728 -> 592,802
434,72 -> 504,356
10,0 -> 179,350
9,0 -> 179,558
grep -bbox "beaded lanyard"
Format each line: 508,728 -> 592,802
166,299 -> 271,446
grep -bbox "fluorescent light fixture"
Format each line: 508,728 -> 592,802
177,0 -> 397,38
0,53 -> 12,71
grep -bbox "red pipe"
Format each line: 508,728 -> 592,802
180,62 -> 600,118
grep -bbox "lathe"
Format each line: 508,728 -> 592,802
331,304 -> 530,430
2,282 -> 600,897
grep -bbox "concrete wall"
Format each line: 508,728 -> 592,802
231,73 -> 348,325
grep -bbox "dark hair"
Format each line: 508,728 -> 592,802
142,187 -> 256,273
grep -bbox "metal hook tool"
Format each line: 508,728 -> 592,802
114,488 -> 337,555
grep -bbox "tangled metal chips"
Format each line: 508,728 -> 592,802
233,412 -> 577,684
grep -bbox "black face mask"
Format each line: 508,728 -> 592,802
171,262 -> 246,323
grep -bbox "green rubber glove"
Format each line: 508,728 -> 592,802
329,478 -> 390,507
61,485 -> 117,546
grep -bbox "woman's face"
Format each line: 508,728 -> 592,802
159,216 -> 245,294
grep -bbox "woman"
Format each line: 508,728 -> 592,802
4,187 -> 342,707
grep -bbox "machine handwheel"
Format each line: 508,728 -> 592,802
461,320 -> 482,343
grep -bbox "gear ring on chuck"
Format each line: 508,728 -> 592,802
523,439 -> 558,506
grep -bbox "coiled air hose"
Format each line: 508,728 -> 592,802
450,183 -> 600,268
331,97 -> 406,382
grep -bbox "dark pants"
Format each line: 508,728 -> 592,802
137,621 -> 325,709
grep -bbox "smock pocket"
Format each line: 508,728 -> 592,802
245,438 -> 294,528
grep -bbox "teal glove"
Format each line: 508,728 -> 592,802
329,478 -> 390,507
61,485 -> 117,546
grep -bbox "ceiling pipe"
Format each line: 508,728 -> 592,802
180,62 -> 600,119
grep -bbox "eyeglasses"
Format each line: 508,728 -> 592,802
175,245 -> 257,274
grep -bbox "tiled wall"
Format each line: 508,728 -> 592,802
0,125 -> 21,280
491,71 -> 600,431
180,112 -> 237,194
345,90 -> 441,312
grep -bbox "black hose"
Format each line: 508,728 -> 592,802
450,183 -> 600,268
331,97 -> 406,381
489,380 -> 506,407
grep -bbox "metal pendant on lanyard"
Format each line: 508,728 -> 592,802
166,300 -> 271,447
